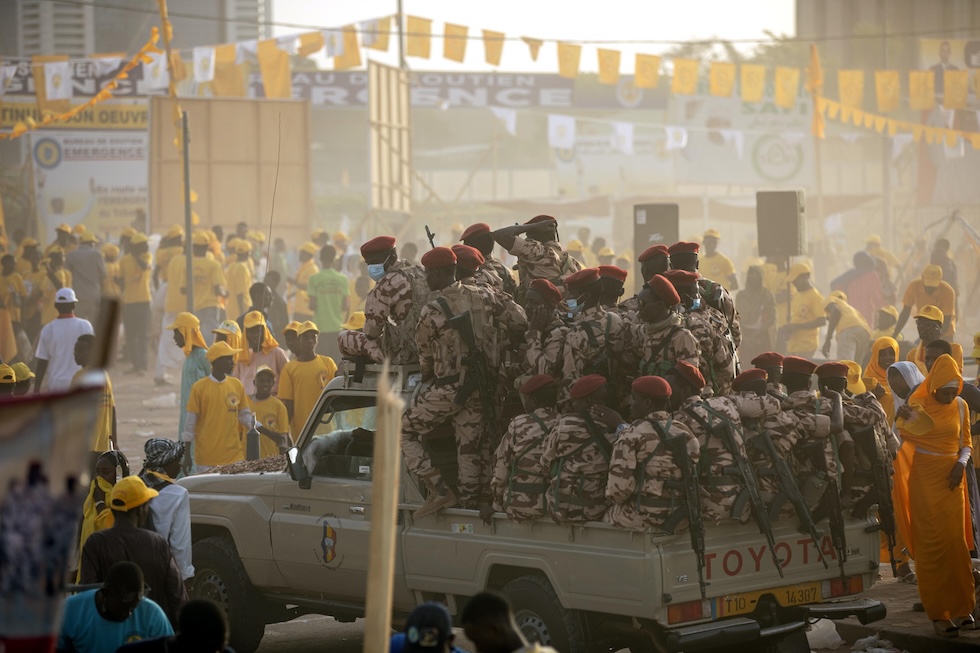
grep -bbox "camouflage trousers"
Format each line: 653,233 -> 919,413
337,330 -> 384,362
549,474 -> 608,524
401,382 -> 488,507
700,462 -> 740,523
499,472 -> 549,523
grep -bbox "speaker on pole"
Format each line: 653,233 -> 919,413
633,203 -> 679,293
756,190 -> 806,259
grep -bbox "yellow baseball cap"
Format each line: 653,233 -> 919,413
109,475 -> 159,511
598,247 -> 615,257
972,331 -> 980,359
56,223 -> 72,233
297,320 -> 320,335
255,364 -> 276,378
72,223 -> 87,235
566,239 -> 584,253
703,228 -> 721,239
332,231 -> 350,243
101,243 -> 119,258
879,305 -> 899,320
211,320 -> 240,336
247,230 -> 266,243
192,231 -> 211,246
0,364 -> 15,384
300,242 -> 319,256
206,340 -> 241,362
865,234 -> 881,245
80,231 -> 98,244
234,240 -> 252,254
121,226 -> 137,238
130,232 -> 148,245
786,262 -> 812,283
11,362 -> 34,381
243,311 -> 267,329
166,225 -> 185,238
341,311 -> 366,330
310,229 -> 327,241
841,360 -> 866,395
914,305 -> 944,324
282,320 -> 301,336
922,264 -> 943,288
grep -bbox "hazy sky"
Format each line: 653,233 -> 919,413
271,0 -> 796,71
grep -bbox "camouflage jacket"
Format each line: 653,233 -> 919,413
842,393 -> 891,503
679,305 -> 734,396
540,410 -> 617,523
731,391 -> 803,497
622,313 -> 700,377
604,411 -> 700,532
491,407 -> 559,521
523,316 -> 568,380
699,277 -> 741,348
781,390 -> 838,479
365,259 -> 430,363
561,304 -> 627,384
481,257 -> 517,297
508,236 -> 582,291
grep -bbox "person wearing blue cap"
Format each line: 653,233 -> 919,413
390,602 -> 470,653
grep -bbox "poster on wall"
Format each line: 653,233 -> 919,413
29,131 -> 148,241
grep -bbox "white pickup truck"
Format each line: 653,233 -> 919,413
181,361 -> 885,653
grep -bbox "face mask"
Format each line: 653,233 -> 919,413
690,296 -> 702,311
367,263 -> 386,281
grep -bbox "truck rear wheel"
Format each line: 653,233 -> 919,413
192,537 -> 266,653
500,575 -> 585,653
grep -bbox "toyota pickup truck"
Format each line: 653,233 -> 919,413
181,361 -> 885,653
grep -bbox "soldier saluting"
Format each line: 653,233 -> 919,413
491,215 -> 581,298
459,222 -> 517,297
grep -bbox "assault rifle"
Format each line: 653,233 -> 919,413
425,225 -> 436,248
436,300 -> 498,436
851,424 -> 898,577
661,429 -> 708,600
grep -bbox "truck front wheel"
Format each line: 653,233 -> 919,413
500,575 -> 585,653
192,537 -> 267,653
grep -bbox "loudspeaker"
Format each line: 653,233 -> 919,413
633,203 -> 679,251
756,190 -> 806,259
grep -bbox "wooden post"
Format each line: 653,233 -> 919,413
363,361 -> 405,653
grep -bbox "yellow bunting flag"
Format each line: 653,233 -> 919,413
298,32 -> 325,57
774,66 -> 800,109
944,69 -> 969,109
483,29 -> 504,66
406,16 -> 431,59
256,39 -> 292,99
671,58 -> 698,95
334,25 -> 362,70
873,115 -> 887,133
741,64 -> 765,103
443,23 -> 467,62
887,119 -> 898,136
874,70 -> 899,113
212,43 -> 245,97
945,130 -> 959,147
557,42 -> 581,79
837,70 -> 864,108
364,17 -> 391,52
522,37 -> 543,61
909,70 -> 935,110
635,54 -> 661,89
597,48 -> 620,86
709,62 -> 735,97
32,55 -> 71,115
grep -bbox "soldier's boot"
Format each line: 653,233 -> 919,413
414,475 -> 458,519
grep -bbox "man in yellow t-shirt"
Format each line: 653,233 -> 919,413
70,334 -> 117,466
777,262 -> 826,357
225,240 -> 253,320
248,365 -> 291,458
38,250 -> 73,326
822,290 -> 871,362
170,231 -> 227,342
906,305 -> 963,375
181,341 -> 253,474
119,232 -> 153,375
893,264 -> 956,339
700,228 -> 738,290
288,242 -> 320,323
278,321 -> 338,439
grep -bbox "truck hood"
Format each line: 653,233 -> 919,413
178,471 -> 283,496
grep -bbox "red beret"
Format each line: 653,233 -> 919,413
674,361 -> 706,390
460,223 -> 491,240
525,214 -> 557,226
451,244 -> 485,271
647,274 -> 680,306
750,352 -> 784,369
598,265 -> 627,283
638,244 -> 669,262
360,236 -> 396,256
420,246 -> 457,269
662,269 -> 699,287
815,362 -> 849,380
528,278 -> 562,305
631,375 -> 672,399
520,374 -> 556,395
668,241 -> 700,256
565,267 -> 600,291
733,368 -> 768,390
782,356 -> 817,376
570,374 -> 607,400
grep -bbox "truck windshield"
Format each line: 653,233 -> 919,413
302,394 -> 380,480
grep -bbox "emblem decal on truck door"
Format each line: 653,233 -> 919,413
313,513 -> 345,569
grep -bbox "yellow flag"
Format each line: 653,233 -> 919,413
334,25 -> 362,70
944,69 -> 969,109
298,32 -> 324,57
740,64 -> 765,103
33,55 -> 71,115
557,42 -> 581,79
257,39 -> 292,99
364,17 -> 391,52
672,58 -> 698,95
444,23 -> 467,63
212,43 -> 245,97
887,119 -> 899,136
909,70 -> 934,110
597,49 -> 620,85
406,16 -> 431,59
945,130 -> 959,147
774,67 -> 800,109
635,54 -> 660,89
874,70 -> 899,113
874,115 -> 887,133
837,70 -> 864,108
522,37 -> 543,61
483,30 -> 504,66
708,62 -> 735,97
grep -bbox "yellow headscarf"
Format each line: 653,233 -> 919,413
239,311 -> 280,364
866,336 -> 899,422
900,354 -> 965,451
167,312 -> 208,357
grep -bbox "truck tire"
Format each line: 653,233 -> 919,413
192,537 -> 266,653
500,575 -> 585,653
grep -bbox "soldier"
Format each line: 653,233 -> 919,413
491,215 -> 582,298
618,244 -> 670,315
663,269 -> 734,396
669,241 -> 741,348
490,375 -> 560,522
666,361 -> 745,523
540,374 -> 618,523
518,279 -> 567,388
460,222 -> 517,297
402,247 -> 523,518
750,351 -> 787,399
604,376 -> 700,532
337,236 -> 430,364
597,265 -> 627,310
623,274 -> 700,377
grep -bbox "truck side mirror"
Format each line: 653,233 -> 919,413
287,446 -> 312,489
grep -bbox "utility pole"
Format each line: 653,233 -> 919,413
396,0 -> 406,71
880,0 -> 892,248
182,111 -> 193,313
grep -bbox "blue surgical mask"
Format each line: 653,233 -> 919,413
367,263 -> 386,281
691,296 -> 702,310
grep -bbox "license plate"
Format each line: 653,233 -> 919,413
717,581 -> 822,617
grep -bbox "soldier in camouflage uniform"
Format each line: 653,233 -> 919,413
623,274 -> 700,377
598,265 -> 628,310
618,244 -> 670,317
666,361 -> 746,523
401,247 -> 527,518
460,222 -> 517,298
515,279 -> 567,390
338,236 -> 430,364
669,241 -> 742,349
751,351 -> 787,400
490,375 -> 560,522
663,269 -> 734,396
604,376 -> 700,532
492,214 -> 582,299
540,374 -> 618,523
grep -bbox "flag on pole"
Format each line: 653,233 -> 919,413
490,106 -> 517,136
635,54 -> 660,89
547,114 -> 575,149
483,30 -> 505,66
193,46 -> 215,83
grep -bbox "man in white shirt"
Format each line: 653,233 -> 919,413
139,438 -> 195,588
34,287 -> 94,392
